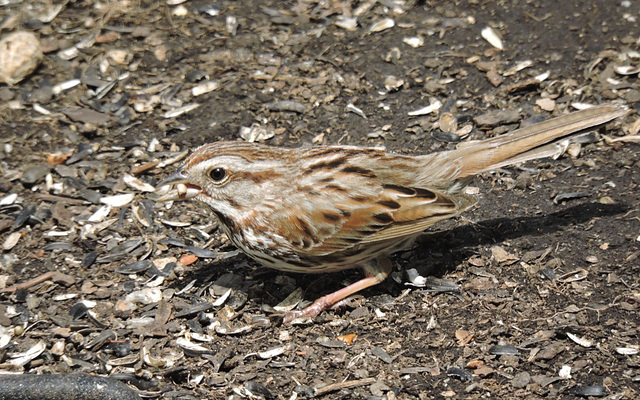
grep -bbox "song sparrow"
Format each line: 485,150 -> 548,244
156,104 -> 626,322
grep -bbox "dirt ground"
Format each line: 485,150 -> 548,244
1,1 -> 639,399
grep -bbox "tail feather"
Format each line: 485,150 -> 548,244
477,136 -> 573,171
455,104 -> 628,177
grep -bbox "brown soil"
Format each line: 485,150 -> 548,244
1,1 -> 639,399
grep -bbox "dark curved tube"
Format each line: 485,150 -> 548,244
0,374 -> 141,400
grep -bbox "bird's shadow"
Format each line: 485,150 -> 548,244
289,201 -> 628,300
407,201 -> 628,278
178,202 -> 628,305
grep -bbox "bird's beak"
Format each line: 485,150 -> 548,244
153,168 -> 202,202
156,168 -> 188,187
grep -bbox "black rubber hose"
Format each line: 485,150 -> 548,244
0,374 -> 141,400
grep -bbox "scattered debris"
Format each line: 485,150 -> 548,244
0,2 -> 636,399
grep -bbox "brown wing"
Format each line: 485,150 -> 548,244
360,184 -> 473,244
264,182 -> 473,256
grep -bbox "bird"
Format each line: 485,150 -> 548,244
155,104 -> 626,322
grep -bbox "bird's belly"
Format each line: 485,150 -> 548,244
228,230 -> 418,274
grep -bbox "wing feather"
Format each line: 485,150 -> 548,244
263,181 -> 473,256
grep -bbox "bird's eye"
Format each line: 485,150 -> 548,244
209,167 -> 227,182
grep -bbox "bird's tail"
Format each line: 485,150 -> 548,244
418,104 -> 628,193
454,104 -> 628,177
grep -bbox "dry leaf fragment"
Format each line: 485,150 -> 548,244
46,152 -> 73,165
337,334 -> 357,345
179,254 -> 198,266
455,329 -> 473,346
491,246 -> 519,264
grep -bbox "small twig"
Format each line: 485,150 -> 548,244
35,193 -> 87,205
313,377 -> 376,397
602,134 -> 640,144
0,271 -> 75,293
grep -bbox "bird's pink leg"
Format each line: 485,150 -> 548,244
283,257 -> 392,323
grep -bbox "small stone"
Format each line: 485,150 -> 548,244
349,306 -> 370,319
536,342 -> 565,360
474,109 -> 521,127
0,31 -> 43,85
624,89 -> 640,103
370,381 -> 391,396
512,371 -> 531,388
599,196 -> 616,205
536,97 -> 556,111
486,68 -> 503,87
567,143 -> 582,158
64,108 -> 111,125
21,164 -> 49,184
371,347 -> 392,363
0,87 -> 14,101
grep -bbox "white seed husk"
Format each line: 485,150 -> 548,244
408,100 -> 442,116
2,232 -> 22,251
481,26 -> 504,50
100,193 -> 135,207
192,80 -> 219,96
335,16 -> 357,31
123,174 -> 155,192
566,332 -> 593,348
403,36 -> 424,48
370,18 -> 395,33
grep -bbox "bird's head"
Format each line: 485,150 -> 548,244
155,142 -> 288,219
